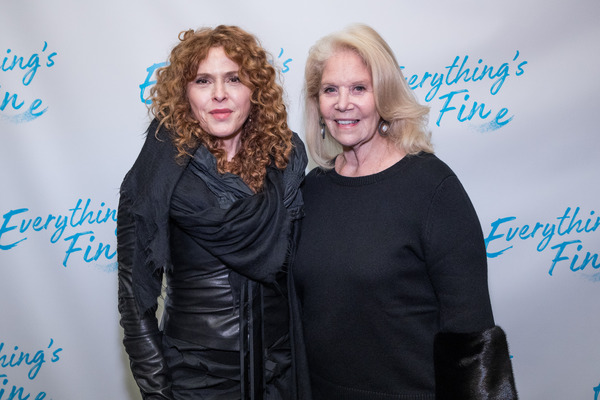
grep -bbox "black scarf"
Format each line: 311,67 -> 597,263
124,119 -> 306,314
171,145 -> 299,301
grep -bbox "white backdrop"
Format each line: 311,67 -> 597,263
1,0 -> 599,399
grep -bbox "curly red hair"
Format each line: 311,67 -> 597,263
149,25 -> 293,192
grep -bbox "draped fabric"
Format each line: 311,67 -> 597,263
169,145 -> 304,398
118,119 -> 308,399
171,148 -> 293,289
119,119 -> 306,314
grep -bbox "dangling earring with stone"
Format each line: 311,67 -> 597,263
319,117 -> 327,139
378,119 -> 390,136
244,110 -> 253,129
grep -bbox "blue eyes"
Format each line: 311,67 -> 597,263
321,85 -> 368,94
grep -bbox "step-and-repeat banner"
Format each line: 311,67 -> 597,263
1,1 -> 598,398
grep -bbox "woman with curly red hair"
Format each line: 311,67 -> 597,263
117,25 -> 307,399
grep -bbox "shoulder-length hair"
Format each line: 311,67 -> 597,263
304,24 -> 433,168
149,25 -> 292,192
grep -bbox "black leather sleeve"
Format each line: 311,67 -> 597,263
117,190 -> 174,400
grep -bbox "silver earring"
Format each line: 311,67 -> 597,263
319,117 -> 326,139
378,119 -> 390,136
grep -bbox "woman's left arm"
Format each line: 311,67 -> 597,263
425,175 -> 518,399
117,182 -> 174,400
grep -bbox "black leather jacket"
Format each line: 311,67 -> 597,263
117,121 -> 307,399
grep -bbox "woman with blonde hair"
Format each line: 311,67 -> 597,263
292,24 -> 518,399
118,25 -> 307,399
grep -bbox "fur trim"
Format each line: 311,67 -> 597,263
434,326 -> 518,399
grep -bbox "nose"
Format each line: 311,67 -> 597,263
213,80 -> 227,101
335,88 -> 352,111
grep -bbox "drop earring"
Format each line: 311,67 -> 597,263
378,119 -> 390,136
319,117 -> 327,139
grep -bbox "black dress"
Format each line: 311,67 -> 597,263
161,146 -> 292,399
293,154 -> 518,399
117,120 -> 307,400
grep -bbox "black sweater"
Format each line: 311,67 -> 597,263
293,152 -> 495,399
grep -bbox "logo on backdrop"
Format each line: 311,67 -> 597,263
139,49 -> 527,133
0,198 -> 117,269
139,48 -> 293,104
484,206 -> 599,279
402,51 -> 528,132
0,338 -> 62,399
0,45 -> 526,130
0,42 -> 57,123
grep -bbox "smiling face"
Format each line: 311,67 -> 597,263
318,49 -> 380,150
187,46 -> 252,156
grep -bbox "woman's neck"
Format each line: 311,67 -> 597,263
335,138 -> 405,177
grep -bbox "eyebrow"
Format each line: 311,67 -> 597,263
320,80 -> 370,87
194,70 -> 239,79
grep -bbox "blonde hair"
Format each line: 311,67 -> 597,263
149,25 -> 292,191
304,24 -> 433,168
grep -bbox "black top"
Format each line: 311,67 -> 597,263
163,149 -> 241,349
117,120 -> 309,399
293,152 -> 495,399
